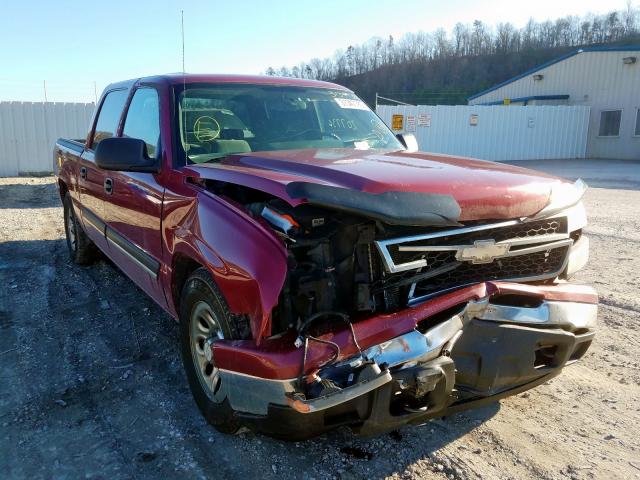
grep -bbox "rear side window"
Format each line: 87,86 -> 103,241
635,109 -> 640,136
123,88 -> 160,158
91,89 -> 128,149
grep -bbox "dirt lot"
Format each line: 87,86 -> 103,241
1,176 -> 639,480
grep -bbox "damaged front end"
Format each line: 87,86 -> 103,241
209,281 -> 596,439
201,178 -> 595,438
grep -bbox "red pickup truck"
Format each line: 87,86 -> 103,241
54,74 -> 596,439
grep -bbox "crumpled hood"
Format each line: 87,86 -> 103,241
187,148 -> 566,222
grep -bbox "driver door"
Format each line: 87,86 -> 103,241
101,86 -> 167,309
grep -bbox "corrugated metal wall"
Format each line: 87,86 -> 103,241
377,104 -> 590,161
468,50 -> 640,160
0,102 -> 94,176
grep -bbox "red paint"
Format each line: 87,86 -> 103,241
185,147 -> 562,222
210,281 -> 597,379
56,74 -> 592,377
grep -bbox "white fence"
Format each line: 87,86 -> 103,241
0,102 -> 95,176
376,105 -> 591,161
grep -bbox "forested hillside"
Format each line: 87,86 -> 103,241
266,6 -> 640,105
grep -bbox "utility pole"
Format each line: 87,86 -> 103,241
94,81 -> 98,104
43,80 -> 48,102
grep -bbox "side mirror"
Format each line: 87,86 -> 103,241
95,137 -> 159,172
396,133 -> 419,153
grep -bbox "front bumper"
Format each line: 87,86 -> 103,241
212,281 -> 597,439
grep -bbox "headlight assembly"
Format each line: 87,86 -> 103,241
533,179 -> 587,220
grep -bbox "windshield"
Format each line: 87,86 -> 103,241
176,84 -> 403,164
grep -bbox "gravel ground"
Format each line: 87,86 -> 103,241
1,176 -> 639,480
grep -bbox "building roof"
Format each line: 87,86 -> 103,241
468,45 -> 640,101
478,94 -> 570,106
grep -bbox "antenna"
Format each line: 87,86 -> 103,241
181,10 -> 185,74
181,9 -> 187,164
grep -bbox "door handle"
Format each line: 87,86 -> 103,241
80,167 -> 87,180
104,178 -> 113,195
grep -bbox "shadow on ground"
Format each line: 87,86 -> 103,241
0,181 -> 60,208
0,236 -> 499,479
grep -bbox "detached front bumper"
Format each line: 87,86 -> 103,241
211,281 -> 597,439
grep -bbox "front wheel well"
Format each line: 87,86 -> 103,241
171,255 -> 203,312
58,179 -> 68,201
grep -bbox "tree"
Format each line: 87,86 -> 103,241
264,5 -> 640,103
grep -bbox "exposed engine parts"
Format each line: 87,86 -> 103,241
247,199 -> 387,334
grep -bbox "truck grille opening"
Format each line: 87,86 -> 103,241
410,246 -> 569,297
388,218 -> 567,266
375,217 -> 571,306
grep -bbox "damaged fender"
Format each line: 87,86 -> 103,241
167,187 -> 288,341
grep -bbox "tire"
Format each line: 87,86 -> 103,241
63,192 -> 97,265
179,268 -> 250,434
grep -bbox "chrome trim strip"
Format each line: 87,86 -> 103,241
474,299 -> 597,331
288,369 -> 392,414
105,230 -> 159,279
498,233 -> 569,246
398,238 -> 572,257
216,369 -> 297,415
81,207 -> 106,235
378,219 -> 520,248
363,315 -> 463,368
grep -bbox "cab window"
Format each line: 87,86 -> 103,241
123,88 -> 160,158
91,89 -> 128,149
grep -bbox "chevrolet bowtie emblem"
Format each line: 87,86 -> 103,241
457,240 -> 510,264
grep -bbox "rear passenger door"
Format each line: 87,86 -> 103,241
101,86 -> 167,308
78,89 -> 129,251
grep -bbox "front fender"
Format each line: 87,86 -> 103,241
169,189 -> 288,342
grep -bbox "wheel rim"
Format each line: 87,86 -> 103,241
66,205 -> 77,251
189,301 -> 224,399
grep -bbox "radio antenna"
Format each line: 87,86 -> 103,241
181,10 -> 185,74
181,9 -> 187,163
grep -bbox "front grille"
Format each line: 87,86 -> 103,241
389,217 -> 567,266
375,216 -> 572,304
410,245 -> 569,296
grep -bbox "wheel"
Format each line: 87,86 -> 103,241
63,192 -> 97,265
179,268 -> 249,433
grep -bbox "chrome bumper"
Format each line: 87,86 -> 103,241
218,296 -> 596,416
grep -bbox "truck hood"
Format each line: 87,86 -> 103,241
185,148 -> 568,224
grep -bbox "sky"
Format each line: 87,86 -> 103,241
0,0 -> 634,102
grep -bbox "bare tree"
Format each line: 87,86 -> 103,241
265,6 -> 640,84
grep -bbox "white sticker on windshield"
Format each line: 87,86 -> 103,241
334,97 -> 368,110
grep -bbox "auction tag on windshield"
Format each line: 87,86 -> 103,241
334,97 -> 369,110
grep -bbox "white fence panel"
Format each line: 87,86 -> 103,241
376,105 -> 590,161
0,102 -> 94,176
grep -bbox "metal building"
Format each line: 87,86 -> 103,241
377,104 -> 590,161
468,46 -> 640,160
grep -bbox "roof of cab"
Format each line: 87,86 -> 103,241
105,74 -> 349,92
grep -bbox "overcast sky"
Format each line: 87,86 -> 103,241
0,0 -> 634,102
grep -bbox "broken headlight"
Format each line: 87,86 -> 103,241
563,200 -> 589,278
